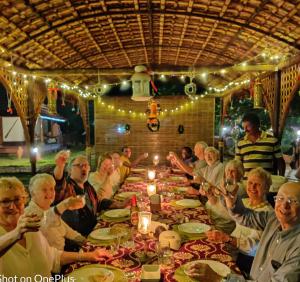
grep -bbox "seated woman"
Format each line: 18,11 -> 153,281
110,152 -> 122,194
206,167 -> 273,275
88,154 -> 114,200
0,177 -> 110,278
26,173 -> 86,251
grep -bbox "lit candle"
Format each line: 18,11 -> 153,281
148,170 -> 156,180
138,212 -> 152,235
147,184 -> 156,196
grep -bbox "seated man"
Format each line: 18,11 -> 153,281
120,146 -> 148,182
168,141 -> 207,177
224,182 -> 300,281
53,150 -> 128,236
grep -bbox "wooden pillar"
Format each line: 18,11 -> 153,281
219,97 -> 224,162
273,70 -> 281,139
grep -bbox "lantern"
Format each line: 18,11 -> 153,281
253,81 -> 264,109
131,65 -> 152,101
147,184 -> 157,197
138,212 -> 152,235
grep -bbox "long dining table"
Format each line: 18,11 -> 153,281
64,167 -> 240,281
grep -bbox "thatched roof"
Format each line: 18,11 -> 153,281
0,0 -> 299,89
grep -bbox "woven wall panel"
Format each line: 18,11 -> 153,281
261,73 -> 276,130
94,96 -> 215,164
279,62 -> 300,133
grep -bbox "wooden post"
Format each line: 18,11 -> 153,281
219,97 -> 224,162
273,70 -> 281,139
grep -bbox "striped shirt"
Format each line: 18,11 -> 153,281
235,130 -> 282,178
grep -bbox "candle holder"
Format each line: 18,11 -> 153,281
148,169 -> 156,181
153,155 -> 160,166
137,211 -> 152,262
147,183 -> 156,197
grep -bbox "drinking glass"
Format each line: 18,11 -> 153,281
155,241 -> 174,267
110,235 -> 121,254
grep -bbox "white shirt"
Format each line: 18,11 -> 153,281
88,171 -> 113,200
231,198 -> 273,256
26,201 -> 85,250
0,226 -> 62,278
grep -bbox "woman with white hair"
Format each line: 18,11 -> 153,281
26,173 -> 86,251
0,177 -> 110,278
206,167 -> 273,275
88,153 -> 114,200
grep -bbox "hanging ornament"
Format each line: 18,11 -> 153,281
6,91 -> 13,114
131,65 -> 152,101
253,80 -> 264,109
47,82 -> 59,114
76,104 -> 80,115
184,76 -> 197,99
93,70 -> 105,96
146,99 -> 161,132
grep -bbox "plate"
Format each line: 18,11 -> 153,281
116,191 -> 140,199
126,176 -> 144,182
183,260 -> 231,278
131,168 -> 146,173
68,266 -> 114,282
175,199 -> 201,208
89,228 -> 118,240
175,186 -> 189,193
104,209 -> 130,218
172,168 -> 183,173
178,222 -> 211,234
168,176 -> 186,182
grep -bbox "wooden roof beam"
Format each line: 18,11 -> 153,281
174,0 -> 194,65
134,0 -> 149,65
27,64 -> 276,77
147,0 -> 155,65
10,10 -> 300,51
158,0 -> 165,65
23,0 -> 97,68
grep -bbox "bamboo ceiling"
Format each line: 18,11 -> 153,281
0,0 -> 300,89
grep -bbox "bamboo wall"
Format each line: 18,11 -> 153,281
94,96 -> 215,164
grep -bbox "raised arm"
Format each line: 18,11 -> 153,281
53,150 -> 70,181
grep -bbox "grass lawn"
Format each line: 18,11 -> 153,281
0,149 -> 86,167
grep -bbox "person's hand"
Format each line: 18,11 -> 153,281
55,150 -> 70,167
187,187 -> 199,195
63,196 -> 85,211
83,248 -> 112,262
15,213 -> 42,239
223,183 -> 239,209
143,152 -> 149,159
206,230 -> 229,243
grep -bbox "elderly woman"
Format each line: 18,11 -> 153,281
26,173 -> 86,251
0,177 -> 110,278
206,167 -> 273,274
110,152 -> 122,194
88,153 -> 114,200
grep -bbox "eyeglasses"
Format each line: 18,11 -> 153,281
0,197 -> 26,208
273,195 -> 300,206
72,163 -> 90,169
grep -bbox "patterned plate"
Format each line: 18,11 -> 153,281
175,199 -> 201,208
104,209 -> 130,218
178,222 -> 211,234
67,266 -> 114,282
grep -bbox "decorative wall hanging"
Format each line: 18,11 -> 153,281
178,125 -> 184,134
253,80 -> 264,109
146,99 -> 161,132
47,82 -> 59,114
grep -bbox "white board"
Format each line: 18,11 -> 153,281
2,117 -> 25,142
